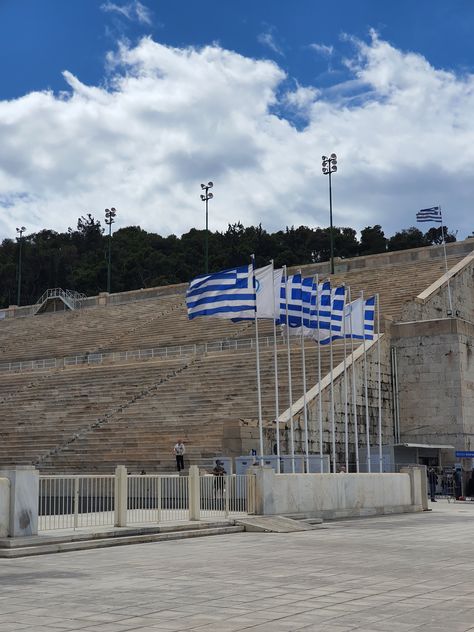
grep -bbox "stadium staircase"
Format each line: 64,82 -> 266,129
0,243 -> 471,472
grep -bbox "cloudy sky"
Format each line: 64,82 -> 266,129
1,0 -> 473,241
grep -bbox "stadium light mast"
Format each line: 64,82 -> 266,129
322,153 -> 338,275
16,226 -> 26,306
105,208 -> 117,294
200,181 -> 214,274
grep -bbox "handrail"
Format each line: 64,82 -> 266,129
0,335 -> 347,374
35,288 -> 87,311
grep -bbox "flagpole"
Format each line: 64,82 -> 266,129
299,270 -> 309,472
329,289 -> 336,473
271,260 -> 281,474
284,266 -> 296,473
377,293 -> 383,473
315,275 -> 324,472
348,287 -> 359,472
439,205 -> 453,315
361,290 -> 371,473
343,287 -> 349,472
252,256 -> 264,466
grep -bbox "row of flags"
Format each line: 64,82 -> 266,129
186,263 -> 375,345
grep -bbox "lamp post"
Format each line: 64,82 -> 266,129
322,153 -> 338,275
200,181 -> 213,274
105,207 -> 117,293
16,226 -> 26,306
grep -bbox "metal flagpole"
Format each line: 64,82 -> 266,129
348,287 -> 359,472
377,293 -> 383,473
329,288 -> 336,473
271,260 -> 281,473
343,287 -> 349,472
299,270 -> 309,472
361,290 -> 371,473
439,205 -> 453,315
284,266 -> 296,473
251,256 -> 264,466
315,276 -> 324,472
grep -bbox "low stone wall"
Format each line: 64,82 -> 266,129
254,467 -> 424,519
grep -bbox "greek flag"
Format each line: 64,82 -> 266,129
319,285 -> 346,345
342,296 -> 375,340
416,206 -> 442,223
186,264 -> 256,320
279,273 -> 302,328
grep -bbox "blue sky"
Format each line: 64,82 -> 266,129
1,0 -> 474,240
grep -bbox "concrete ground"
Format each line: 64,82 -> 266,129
1,500 -> 474,632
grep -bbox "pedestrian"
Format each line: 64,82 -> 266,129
173,439 -> 185,472
212,459 -> 226,497
427,466 -> 438,502
466,470 -> 474,498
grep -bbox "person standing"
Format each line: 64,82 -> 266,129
427,466 -> 438,502
174,439 -> 185,472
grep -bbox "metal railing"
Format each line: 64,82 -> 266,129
127,474 -> 189,524
35,288 -> 87,313
0,334 -> 346,374
38,467 -> 255,531
39,474 -> 115,531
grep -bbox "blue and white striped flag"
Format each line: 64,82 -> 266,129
319,285 -> 346,345
342,296 -> 375,340
279,273 -> 302,328
186,264 -> 256,320
416,206 -> 442,223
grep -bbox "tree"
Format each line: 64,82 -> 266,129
424,226 -> 456,245
387,227 -> 427,251
359,225 -> 387,255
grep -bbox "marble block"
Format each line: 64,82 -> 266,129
0,466 -> 39,537
0,478 -> 10,537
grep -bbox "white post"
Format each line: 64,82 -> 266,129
114,465 -> 128,527
315,276 -> 324,471
362,291 -> 371,473
272,261 -> 281,473
439,206 -> 454,315
343,290 -> 349,472
329,297 -> 336,474
301,321 -> 310,472
284,266 -> 295,473
377,293 -> 383,473
252,258 -> 265,466
188,465 -> 201,521
348,287 -> 359,472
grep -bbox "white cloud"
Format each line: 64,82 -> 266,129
257,29 -> 284,57
1,32 -> 474,244
310,43 -> 334,58
101,1 -> 152,25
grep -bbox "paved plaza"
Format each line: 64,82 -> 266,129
1,501 -> 473,632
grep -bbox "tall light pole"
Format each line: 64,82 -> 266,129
200,181 -> 213,274
105,207 -> 117,293
16,226 -> 26,306
322,153 -> 338,275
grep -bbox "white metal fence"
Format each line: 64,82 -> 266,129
38,467 -> 254,531
39,474 -> 115,531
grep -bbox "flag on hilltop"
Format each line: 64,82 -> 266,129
416,206 -> 442,223
186,264 -> 255,320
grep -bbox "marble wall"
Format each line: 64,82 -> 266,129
254,467 -> 419,519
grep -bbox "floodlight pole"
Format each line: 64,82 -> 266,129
200,182 -> 214,274
16,226 -> 26,306
322,154 -> 338,275
105,208 -> 117,294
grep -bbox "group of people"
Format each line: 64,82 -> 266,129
173,439 -> 227,480
427,466 -> 474,501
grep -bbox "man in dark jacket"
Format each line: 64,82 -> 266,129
428,467 -> 438,502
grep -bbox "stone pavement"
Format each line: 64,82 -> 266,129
1,500 -> 473,632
